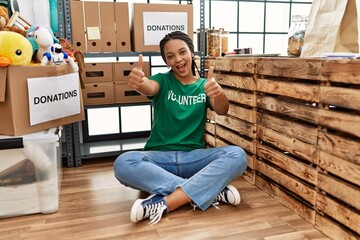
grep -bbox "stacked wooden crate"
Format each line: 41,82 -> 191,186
205,57 -> 257,184
204,57 -> 360,240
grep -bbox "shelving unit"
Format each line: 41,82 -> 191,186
58,0 -> 206,167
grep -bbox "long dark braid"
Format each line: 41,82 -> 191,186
159,31 -> 200,77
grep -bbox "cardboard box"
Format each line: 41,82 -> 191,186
82,82 -> 115,106
115,2 -> 131,52
82,63 -> 113,83
70,1 -> 131,53
115,83 -> 149,104
114,61 -> 150,82
0,64 -> 85,136
70,0 -> 86,53
0,128 -> 61,218
131,3 -> 193,52
84,1 -> 102,52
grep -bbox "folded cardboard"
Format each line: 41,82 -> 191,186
0,128 -> 61,218
131,3 -> 193,52
0,64 -> 85,136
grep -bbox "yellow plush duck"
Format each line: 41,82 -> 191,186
0,31 -> 32,66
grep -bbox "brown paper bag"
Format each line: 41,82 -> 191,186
301,0 -> 359,57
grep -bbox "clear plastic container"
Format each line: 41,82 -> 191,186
0,128 -> 61,218
288,15 -> 308,57
207,28 -> 222,57
220,29 -> 229,55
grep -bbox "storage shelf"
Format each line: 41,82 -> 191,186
61,0 -> 206,166
84,51 -> 201,58
80,137 -> 147,159
84,52 -> 161,58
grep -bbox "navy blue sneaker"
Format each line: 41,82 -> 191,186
130,194 -> 168,225
215,185 -> 241,205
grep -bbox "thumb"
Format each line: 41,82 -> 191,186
207,66 -> 214,81
137,54 -> 143,70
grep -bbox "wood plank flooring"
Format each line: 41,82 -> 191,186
0,157 -> 331,240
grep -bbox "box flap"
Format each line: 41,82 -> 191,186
0,67 -> 7,102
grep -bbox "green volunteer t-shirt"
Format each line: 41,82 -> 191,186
144,71 -> 211,151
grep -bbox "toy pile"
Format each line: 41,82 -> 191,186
0,5 -> 84,74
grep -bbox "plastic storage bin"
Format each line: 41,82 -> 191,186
0,128 -> 61,218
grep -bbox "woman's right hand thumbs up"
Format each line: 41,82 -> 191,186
128,54 -> 146,90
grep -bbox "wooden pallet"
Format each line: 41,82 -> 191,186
205,57 -> 360,240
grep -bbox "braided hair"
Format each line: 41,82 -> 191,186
159,31 -> 200,76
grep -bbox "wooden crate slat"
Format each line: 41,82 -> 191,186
257,144 -> 318,185
318,131 -> 360,165
206,58 -> 232,71
243,169 -> 255,184
246,154 -> 254,170
319,109 -> 360,138
228,103 -> 256,123
318,173 -> 360,211
256,160 -> 317,204
204,132 -> 215,147
256,57 -> 322,80
321,60 -> 360,84
316,193 -> 360,234
257,126 -> 318,164
225,88 -> 256,107
256,175 -> 316,224
257,78 -> 320,102
319,151 -> 360,186
257,95 -> 319,124
231,58 -> 256,74
216,73 -> 256,91
206,109 -> 216,121
315,214 -> 359,240
320,86 -> 360,111
205,122 -> 216,135
215,115 -> 256,139
257,112 -> 318,145
216,125 -> 255,154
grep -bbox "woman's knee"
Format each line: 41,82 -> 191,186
226,145 -> 248,172
113,151 -> 141,179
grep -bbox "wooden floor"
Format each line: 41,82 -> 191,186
0,157 -> 331,240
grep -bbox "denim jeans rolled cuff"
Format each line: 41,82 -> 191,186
180,146 -> 247,211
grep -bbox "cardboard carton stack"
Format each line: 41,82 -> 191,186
81,61 -> 150,106
70,1 -> 194,53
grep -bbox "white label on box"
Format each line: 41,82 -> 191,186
143,12 -> 188,46
87,26 -> 101,40
27,72 -> 81,126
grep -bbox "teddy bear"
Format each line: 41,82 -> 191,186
0,6 -> 27,37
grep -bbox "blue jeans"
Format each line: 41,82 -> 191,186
113,146 -> 247,210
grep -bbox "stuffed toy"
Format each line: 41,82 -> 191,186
0,31 -> 32,66
58,37 -> 85,88
26,25 -> 59,63
41,43 -> 79,72
0,6 -> 27,37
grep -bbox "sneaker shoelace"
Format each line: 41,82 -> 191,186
189,200 -> 222,212
144,201 -> 167,226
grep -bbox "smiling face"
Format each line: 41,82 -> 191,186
163,39 -> 195,83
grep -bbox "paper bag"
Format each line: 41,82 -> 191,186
301,0 -> 359,57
